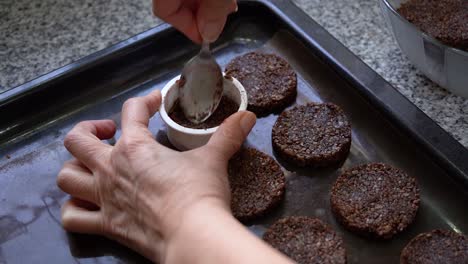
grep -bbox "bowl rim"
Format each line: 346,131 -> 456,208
159,74 -> 248,135
380,0 -> 468,56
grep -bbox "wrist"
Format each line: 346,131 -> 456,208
162,200 -> 232,263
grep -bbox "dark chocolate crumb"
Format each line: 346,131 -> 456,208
263,216 -> 347,264
272,102 -> 351,167
330,163 -> 420,239
229,147 -> 286,221
225,52 -> 297,116
169,95 -> 238,129
401,229 -> 468,264
398,0 -> 468,51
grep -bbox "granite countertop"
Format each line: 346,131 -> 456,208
0,0 -> 467,147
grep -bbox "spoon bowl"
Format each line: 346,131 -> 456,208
179,41 -> 224,124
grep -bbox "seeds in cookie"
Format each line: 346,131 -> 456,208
228,147 -> 286,221
330,163 -> 420,239
263,216 -> 347,264
272,102 -> 351,167
225,52 -> 297,116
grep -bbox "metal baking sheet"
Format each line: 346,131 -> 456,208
1,1 -> 467,263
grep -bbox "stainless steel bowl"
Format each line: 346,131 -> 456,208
380,0 -> 468,98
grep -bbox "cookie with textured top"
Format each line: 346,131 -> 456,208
225,52 -> 297,116
331,163 -> 420,239
272,102 -> 351,167
400,229 -> 468,264
228,147 -> 286,221
263,216 -> 347,264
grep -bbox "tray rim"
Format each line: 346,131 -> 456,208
0,0 -> 467,187
258,0 -> 468,186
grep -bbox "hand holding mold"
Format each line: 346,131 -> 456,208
57,89 -> 257,262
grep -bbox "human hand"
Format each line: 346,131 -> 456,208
57,89 -> 256,262
152,0 -> 238,43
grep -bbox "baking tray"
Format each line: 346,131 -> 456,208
1,0 -> 467,263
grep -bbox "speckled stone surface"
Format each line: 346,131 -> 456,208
0,0 -> 466,147
0,0 -> 160,89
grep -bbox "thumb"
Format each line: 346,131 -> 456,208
197,0 -> 237,42
206,111 -> 256,160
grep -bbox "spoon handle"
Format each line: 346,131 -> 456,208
200,40 -> 211,57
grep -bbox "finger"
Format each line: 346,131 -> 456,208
152,0 -> 181,17
167,7 -> 203,43
231,0 -> 238,12
57,161 -> 99,205
206,111 -> 256,160
121,89 -> 161,134
153,0 -> 202,43
61,198 -> 102,234
67,158 -> 92,173
197,0 -> 237,42
64,120 -> 115,169
69,196 -> 100,211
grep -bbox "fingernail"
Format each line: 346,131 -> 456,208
201,22 -> 220,43
240,112 -> 256,135
231,0 -> 238,13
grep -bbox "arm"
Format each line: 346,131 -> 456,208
165,203 -> 292,264
57,89 -> 293,264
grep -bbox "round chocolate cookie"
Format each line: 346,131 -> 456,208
228,147 -> 286,221
330,163 -> 420,239
263,216 -> 347,264
401,229 -> 468,264
225,52 -> 297,116
272,103 -> 351,167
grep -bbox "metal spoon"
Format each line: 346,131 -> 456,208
178,41 -> 223,124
